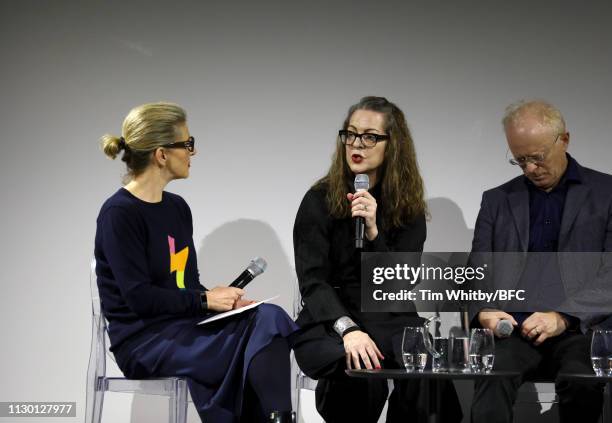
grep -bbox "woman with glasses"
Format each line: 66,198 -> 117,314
95,102 -> 297,423
292,96 -> 461,422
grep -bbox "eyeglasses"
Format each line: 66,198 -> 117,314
338,130 -> 389,148
508,134 -> 560,167
162,136 -> 195,153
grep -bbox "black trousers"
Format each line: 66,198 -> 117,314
313,358 -> 462,423
471,331 -> 603,423
294,317 -> 462,423
315,359 -> 416,423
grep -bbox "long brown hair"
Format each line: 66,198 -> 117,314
314,96 -> 427,229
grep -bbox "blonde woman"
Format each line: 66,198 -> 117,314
95,102 -> 297,423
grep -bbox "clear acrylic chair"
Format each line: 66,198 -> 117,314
291,276 -> 305,415
85,259 -> 189,423
291,276 -> 319,420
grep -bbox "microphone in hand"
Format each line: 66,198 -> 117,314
229,257 -> 267,289
496,319 -> 514,338
354,174 -> 369,249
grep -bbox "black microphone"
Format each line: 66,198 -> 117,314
496,319 -> 514,338
354,174 -> 370,249
229,257 -> 268,289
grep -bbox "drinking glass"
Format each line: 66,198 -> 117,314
591,329 -> 612,376
449,333 -> 470,373
469,328 -> 495,373
432,337 -> 449,372
402,327 -> 428,372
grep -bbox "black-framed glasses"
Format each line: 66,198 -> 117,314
162,136 -> 195,153
338,130 -> 389,148
507,134 -> 561,167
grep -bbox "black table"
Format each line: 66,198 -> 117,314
346,369 -> 520,423
558,373 -> 612,423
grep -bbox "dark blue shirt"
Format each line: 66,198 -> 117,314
513,154 -> 582,325
527,154 -> 582,252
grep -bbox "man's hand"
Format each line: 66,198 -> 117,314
478,309 -> 518,337
521,312 -> 567,346
343,330 -> 384,370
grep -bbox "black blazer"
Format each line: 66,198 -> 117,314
470,158 -> 612,330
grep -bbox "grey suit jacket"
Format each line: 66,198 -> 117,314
470,158 -> 612,331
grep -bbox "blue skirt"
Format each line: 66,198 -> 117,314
114,304 -> 298,422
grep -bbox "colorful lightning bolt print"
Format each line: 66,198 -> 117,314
168,235 -> 189,289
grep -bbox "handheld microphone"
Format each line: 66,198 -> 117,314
354,174 -> 370,249
496,319 -> 514,338
229,257 -> 268,289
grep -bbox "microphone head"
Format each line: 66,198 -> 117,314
247,257 -> 267,277
354,174 -> 370,192
496,319 -> 514,337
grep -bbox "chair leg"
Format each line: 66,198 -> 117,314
91,386 -> 105,423
295,371 -> 304,422
169,378 -> 188,423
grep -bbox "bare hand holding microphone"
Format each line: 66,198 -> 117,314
206,287 -> 246,312
478,309 -> 518,337
479,310 -> 567,346
348,174 -> 379,247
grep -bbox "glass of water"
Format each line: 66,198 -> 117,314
469,328 -> 495,373
402,327 -> 428,372
432,337 -> 449,372
591,329 -> 612,376
449,333 -> 470,372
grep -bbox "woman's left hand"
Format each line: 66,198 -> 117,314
233,298 -> 257,309
347,191 -> 378,240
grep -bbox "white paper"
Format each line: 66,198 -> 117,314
197,295 -> 280,325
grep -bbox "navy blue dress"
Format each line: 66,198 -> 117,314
95,188 -> 297,422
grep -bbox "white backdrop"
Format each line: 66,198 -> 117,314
1,1 -> 611,422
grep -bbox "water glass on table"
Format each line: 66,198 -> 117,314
590,329 -> 612,376
449,333 -> 470,373
432,337 -> 449,372
402,327 -> 428,372
469,328 -> 495,373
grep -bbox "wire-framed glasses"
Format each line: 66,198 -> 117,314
507,134 -> 560,167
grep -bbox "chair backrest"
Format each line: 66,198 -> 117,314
292,274 -> 303,320
85,259 -> 107,422
89,258 -> 108,371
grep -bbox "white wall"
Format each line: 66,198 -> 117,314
1,1 -> 611,422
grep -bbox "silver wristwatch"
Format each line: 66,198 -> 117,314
333,316 -> 358,337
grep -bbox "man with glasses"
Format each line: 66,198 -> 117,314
469,100 -> 612,423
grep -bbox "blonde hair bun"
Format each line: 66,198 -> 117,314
101,134 -> 124,160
